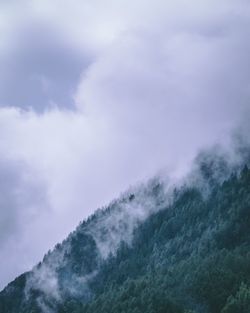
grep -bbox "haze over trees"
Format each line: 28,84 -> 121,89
0,146 -> 250,313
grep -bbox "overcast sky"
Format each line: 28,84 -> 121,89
0,0 -> 250,290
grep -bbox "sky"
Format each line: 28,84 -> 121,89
0,0 -> 250,290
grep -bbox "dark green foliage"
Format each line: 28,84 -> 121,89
0,161 -> 250,313
0,273 -> 27,313
221,283 -> 250,313
83,278 -> 183,313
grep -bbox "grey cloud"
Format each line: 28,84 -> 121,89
0,157 -> 48,244
0,156 -> 51,289
0,23 -> 91,113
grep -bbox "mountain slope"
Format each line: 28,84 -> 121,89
0,148 -> 250,313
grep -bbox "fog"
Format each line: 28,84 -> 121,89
0,0 -> 250,289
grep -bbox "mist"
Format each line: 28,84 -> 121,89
0,0 -> 250,290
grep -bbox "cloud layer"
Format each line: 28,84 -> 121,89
0,0 -> 250,289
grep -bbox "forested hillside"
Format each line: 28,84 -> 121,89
0,149 -> 250,313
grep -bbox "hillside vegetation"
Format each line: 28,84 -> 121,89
0,150 -> 250,313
